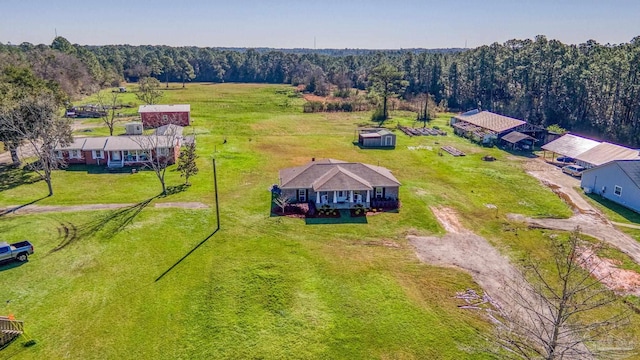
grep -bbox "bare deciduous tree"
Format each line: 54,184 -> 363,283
131,123 -> 182,195
273,194 -> 290,214
493,229 -> 634,360
96,91 -> 121,136
0,93 -> 72,196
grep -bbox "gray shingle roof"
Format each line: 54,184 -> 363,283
55,138 -> 86,151
616,160 -> 640,188
279,159 -> 400,190
454,111 -> 526,133
82,137 -> 108,151
103,136 -> 176,151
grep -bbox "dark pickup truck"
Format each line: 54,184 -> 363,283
0,241 -> 34,263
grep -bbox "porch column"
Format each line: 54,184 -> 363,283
316,192 -> 320,203
333,191 -> 337,203
366,190 -> 370,202
349,191 -> 353,203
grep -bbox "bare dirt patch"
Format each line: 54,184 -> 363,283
578,247 -> 640,296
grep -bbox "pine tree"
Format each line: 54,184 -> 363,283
177,142 -> 198,185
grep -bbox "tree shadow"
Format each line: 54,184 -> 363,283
0,197 -> 47,218
0,165 -> 42,192
50,196 -> 157,252
161,184 -> 189,196
155,227 -> 220,282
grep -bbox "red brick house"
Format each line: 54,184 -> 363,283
138,104 -> 191,128
54,126 -> 185,168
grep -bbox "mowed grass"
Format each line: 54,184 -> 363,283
0,83 -> 588,359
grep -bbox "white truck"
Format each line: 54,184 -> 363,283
0,241 -> 34,263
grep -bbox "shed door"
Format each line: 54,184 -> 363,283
384,136 -> 393,146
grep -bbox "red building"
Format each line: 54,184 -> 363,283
138,104 -> 191,128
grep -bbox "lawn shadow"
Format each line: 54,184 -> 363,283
51,196 -> 157,252
586,193 -> 640,224
160,184 -> 190,196
0,260 -> 27,273
0,196 -> 47,218
500,147 -> 539,158
155,227 -> 220,282
352,141 -> 396,150
305,210 -> 368,225
0,164 -> 42,192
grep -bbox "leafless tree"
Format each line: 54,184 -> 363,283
131,123 -> 182,195
492,229 -> 634,360
273,193 -> 290,214
96,91 -> 121,136
0,93 -> 72,196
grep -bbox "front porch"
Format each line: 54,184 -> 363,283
107,150 -> 152,168
311,190 -> 372,209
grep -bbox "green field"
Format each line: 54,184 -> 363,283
1,83 -> 638,359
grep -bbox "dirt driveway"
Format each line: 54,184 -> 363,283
516,159 -> 640,265
409,207 -> 530,319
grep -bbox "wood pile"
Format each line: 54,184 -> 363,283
441,146 -> 466,157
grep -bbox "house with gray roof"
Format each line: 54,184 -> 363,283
54,126 -> 184,168
357,128 -> 396,148
581,160 -> 640,213
278,159 -> 401,209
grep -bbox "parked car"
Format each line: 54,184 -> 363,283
556,156 -> 575,163
562,165 -> 585,177
0,241 -> 34,263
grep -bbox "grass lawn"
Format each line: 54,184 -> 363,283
1,83 -> 638,359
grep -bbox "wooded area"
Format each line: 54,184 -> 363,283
1,35 -> 639,146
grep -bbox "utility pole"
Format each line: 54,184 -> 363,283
213,158 -> 220,229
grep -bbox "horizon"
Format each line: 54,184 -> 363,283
1,0 -> 639,49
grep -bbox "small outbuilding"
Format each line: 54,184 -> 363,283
138,104 -> 191,128
357,129 -> 396,148
581,160 -> 640,213
500,131 -> 536,151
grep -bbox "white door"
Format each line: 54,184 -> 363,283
111,151 -> 121,161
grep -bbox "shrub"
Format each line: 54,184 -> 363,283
371,107 -> 386,122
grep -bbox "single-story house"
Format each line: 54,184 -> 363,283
138,104 -> 191,128
278,159 -> 401,209
54,126 -> 184,168
357,129 -> 396,148
450,110 -> 544,145
581,160 -> 640,213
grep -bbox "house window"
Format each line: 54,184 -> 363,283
158,147 -> 169,157
55,151 -> 63,159
614,185 -> 622,196
162,114 -> 169,122
375,187 -> 383,198
69,150 -> 81,159
298,189 -> 306,202
92,150 -> 104,159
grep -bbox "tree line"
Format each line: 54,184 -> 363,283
1,35 -> 639,146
